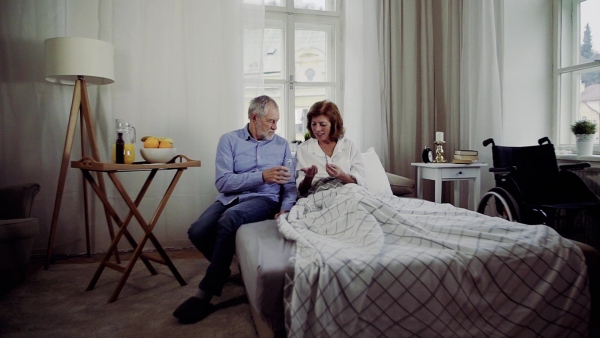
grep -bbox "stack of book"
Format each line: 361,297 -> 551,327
453,150 -> 478,164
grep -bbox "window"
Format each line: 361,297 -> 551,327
554,0 -> 600,151
243,0 -> 343,142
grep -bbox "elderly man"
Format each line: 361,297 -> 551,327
173,95 -> 297,323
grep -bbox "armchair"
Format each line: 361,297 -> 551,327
0,183 -> 40,286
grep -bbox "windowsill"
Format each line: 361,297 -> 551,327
556,154 -> 600,168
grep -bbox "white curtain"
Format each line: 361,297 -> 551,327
460,0 -> 504,194
343,0 -> 384,158
0,0 -> 245,255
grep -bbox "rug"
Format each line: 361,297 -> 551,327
0,258 -> 257,338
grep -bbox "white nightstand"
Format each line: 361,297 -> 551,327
411,162 -> 488,210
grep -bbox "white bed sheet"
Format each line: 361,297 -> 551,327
277,184 -> 591,337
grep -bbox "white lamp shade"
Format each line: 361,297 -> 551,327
44,37 -> 115,85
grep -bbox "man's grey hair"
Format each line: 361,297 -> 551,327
248,95 -> 278,119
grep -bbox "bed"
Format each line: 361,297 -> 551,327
235,150 -> 594,337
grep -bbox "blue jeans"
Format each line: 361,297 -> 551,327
188,196 -> 278,296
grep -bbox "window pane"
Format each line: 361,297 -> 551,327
580,70 -> 600,143
560,0 -> 600,67
244,29 -> 263,79
265,0 -> 285,7
294,86 -> 334,141
558,69 -> 600,144
244,85 -> 287,137
295,26 -> 332,82
580,0 -> 600,64
264,27 -> 285,80
294,0 -> 336,11
244,3 -> 341,143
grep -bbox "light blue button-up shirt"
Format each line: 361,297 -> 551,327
214,124 -> 297,212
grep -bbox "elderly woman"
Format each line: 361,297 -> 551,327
295,100 -> 366,196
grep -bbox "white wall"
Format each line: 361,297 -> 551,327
502,0 -> 553,146
0,1 -> 244,257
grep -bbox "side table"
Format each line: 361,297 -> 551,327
411,162 -> 488,210
71,155 -> 201,302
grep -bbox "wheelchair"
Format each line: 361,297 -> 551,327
477,137 -> 600,240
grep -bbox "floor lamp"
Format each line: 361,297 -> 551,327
43,37 -> 118,269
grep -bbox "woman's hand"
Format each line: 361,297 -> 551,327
325,163 -> 356,184
300,165 -> 318,178
262,166 -> 291,185
298,165 -> 317,196
325,163 -> 344,178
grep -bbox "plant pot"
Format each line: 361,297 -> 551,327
575,134 -> 594,155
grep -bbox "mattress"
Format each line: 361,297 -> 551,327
235,220 -> 294,334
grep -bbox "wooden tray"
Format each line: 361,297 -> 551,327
71,155 -> 201,171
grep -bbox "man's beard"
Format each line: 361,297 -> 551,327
255,121 -> 275,140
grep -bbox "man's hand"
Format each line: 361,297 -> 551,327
263,166 -> 291,185
274,210 -> 288,219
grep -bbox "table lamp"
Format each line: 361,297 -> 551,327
43,37 -> 117,269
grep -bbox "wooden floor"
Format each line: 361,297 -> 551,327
36,247 -> 203,265
33,248 -> 204,270
1,248 -> 204,296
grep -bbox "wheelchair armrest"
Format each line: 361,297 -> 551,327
489,166 -> 517,174
559,162 -> 591,171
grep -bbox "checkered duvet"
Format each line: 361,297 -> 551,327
277,184 -> 590,337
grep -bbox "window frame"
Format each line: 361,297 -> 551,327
553,0 -> 600,152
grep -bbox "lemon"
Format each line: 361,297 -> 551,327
144,137 -> 160,148
159,141 -> 173,148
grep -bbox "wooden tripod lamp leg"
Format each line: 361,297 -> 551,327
80,117 -> 91,257
45,81 -> 82,269
80,81 -> 120,263
45,78 -> 120,269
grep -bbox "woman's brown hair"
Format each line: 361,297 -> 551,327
305,100 -> 345,141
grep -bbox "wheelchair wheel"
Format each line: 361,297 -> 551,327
477,187 -> 521,222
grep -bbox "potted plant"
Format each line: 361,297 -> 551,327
571,119 -> 597,155
304,131 -> 311,141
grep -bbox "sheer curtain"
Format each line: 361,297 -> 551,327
242,0 -> 266,100
343,0 -> 384,158
460,0 -> 504,194
0,0 -> 246,255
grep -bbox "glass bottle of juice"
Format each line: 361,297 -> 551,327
112,143 -> 136,164
115,133 -> 125,164
113,119 -> 136,164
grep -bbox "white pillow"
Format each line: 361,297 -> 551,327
361,147 -> 393,195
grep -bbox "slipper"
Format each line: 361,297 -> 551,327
173,297 -> 215,324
